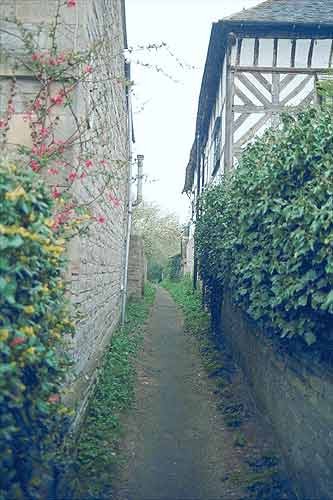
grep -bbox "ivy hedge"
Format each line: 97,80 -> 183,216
196,108 -> 333,348
0,159 -> 74,499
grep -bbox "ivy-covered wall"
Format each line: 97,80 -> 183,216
195,106 -> 333,498
196,107 -> 333,351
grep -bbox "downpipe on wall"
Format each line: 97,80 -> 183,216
121,83 -> 134,328
121,89 -> 144,327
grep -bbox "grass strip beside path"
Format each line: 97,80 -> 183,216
162,278 -> 210,336
67,283 -> 156,499
162,278 -> 297,500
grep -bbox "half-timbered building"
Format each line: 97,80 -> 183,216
182,0 -> 333,275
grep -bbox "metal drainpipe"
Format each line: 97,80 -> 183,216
134,154 -> 144,206
121,86 -> 134,328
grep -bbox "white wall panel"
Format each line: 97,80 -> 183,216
258,39 -> 274,66
233,113 -> 263,144
313,40 -> 332,67
234,93 -> 244,105
246,72 -> 272,102
253,117 -> 273,139
285,77 -> 315,106
240,38 -> 255,65
280,74 -> 305,101
231,41 -> 238,65
295,39 -> 312,68
277,39 -> 292,66
235,77 -> 263,105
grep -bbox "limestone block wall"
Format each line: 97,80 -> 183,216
127,234 -> 146,299
0,0 -> 130,416
221,292 -> 333,500
180,223 -> 195,276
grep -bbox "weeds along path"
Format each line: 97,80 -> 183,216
63,285 -> 156,499
114,286 -> 295,500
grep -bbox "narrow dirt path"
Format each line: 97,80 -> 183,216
114,287 -> 296,500
115,288 -> 249,500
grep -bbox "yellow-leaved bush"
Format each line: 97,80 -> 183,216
0,159 -> 74,499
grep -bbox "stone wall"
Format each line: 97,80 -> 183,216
221,292 -> 333,500
128,233 -> 146,299
0,0 -> 130,418
68,0 -> 129,417
181,223 -> 194,275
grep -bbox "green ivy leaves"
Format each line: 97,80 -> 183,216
196,107 -> 333,348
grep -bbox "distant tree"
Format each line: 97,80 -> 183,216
132,202 -> 182,273
147,261 -> 163,283
166,254 -> 182,281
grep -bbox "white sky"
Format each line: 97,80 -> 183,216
126,0 -> 262,221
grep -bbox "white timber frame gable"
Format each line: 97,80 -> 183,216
203,35 -> 333,186
183,7 -> 333,277
227,36 -> 333,168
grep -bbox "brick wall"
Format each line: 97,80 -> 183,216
0,0 -> 130,418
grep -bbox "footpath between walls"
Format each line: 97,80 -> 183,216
160,279 -> 297,500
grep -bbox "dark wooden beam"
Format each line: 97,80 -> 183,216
291,39 -> 297,68
251,72 -> 272,93
236,38 -> 243,66
231,65 -> 330,74
233,104 -> 311,113
273,39 -> 278,67
329,40 -> 333,68
307,39 -> 315,68
254,38 -> 260,66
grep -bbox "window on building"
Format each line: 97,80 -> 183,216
212,117 -> 221,176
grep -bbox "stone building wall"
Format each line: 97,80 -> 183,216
0,0 -> 130,417
127,234 -> 146,299
221,292 -> 333,500
182,224 -> 194,275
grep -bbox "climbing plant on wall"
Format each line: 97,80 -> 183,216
0,2 -> 121,495
196,107 -> 333,348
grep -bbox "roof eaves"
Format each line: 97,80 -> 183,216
224,19 -> 333,32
